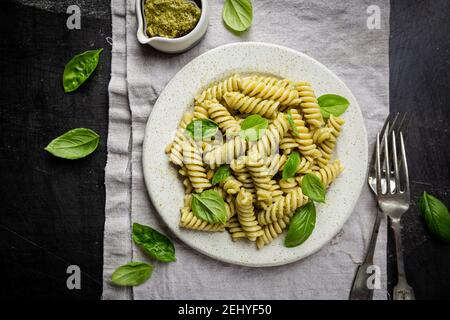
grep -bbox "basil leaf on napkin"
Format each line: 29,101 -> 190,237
111,262 -> 153,286
239,114 -> 268,141
211,165 -> 231,185
63,48 -> 103,93
186,119 -> 219,140
132,223 -> 176,262
317,94 -> 349,119
192,190 -> 228,225
222,0 -> 253,32
285,202 -> 316,248
44,128 -> 99,159
419,192 -> 450,243
282,151 -> 300,179
301,173 -> 326,203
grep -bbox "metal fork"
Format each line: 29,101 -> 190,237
376,130 -> 415,300
349,113 -> 409,300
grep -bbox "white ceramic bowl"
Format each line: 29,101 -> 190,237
136,0 -> 209,53
143,43 -> 368,267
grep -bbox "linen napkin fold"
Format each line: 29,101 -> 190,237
103,0 -> 390,299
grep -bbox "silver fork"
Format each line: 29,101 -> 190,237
376,130 -> 415,300
349,113 -> 409,300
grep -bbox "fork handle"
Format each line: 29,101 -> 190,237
391,218 -> 415,300
349,208 -> 383,300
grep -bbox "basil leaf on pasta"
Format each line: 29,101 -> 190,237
186,119 -> 219,140
419,192 -> 450,243
192,190 -> 228,225
239,114 -> 268,141
132,223 -> 176,262
301,173 -> 326,203
317,94 -> 349,119
63,48 -> 103,93
211,165 -> 231,185
222,0 -> 253,32
285,202 -> 316,248
44,128 -> 99,159
282,151 -> 300,179
111,262 -> 153,286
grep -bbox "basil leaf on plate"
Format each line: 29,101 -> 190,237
282,151 -> 300,179
111,262 -> 153,286
317,94 -> 349,119
222,0 -> 253,32
419,192 -> 450,243
301,173 -> 326,203
44,128 -> 99,159
239,114 -> 268,141
192,190 -> 228,225
186,119 -> 219,140
132,223 -> 176,262
285,202 -> 316,248
287,110 -> 300,137
211,165 -> 231,185
63,48 -> 103,93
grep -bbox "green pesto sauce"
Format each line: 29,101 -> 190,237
144,0 -> 201,38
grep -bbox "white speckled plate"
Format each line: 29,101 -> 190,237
143,42 -> 368,267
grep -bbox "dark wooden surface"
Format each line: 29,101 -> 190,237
0,0 -> 449,299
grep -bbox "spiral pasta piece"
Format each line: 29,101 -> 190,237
182,141 -> 211,192
296,156 -> 315,174
288,109 -> 321,160
244,75 -> 294,89
223,92 -> 280,119
264,153 -> 288,177
312,127 -> 333,144
204,135 -> 248,169
258,187 -> 308,226
316,115 -> 345,167
227,216 -> 247,241
313,160 -> 344,187
204,99 -> 240,134
296,81 -> 325,128
256,215 -> 291,249
236,189 -> 264,241
180,195 -> 225,231
251,112 -> 289,157
195,74 -> 241,103
221,175 -> 243,195
230,159 -> 256,195
280,131 -> 300,154
241,79 -> 301,108
279,178 -> 298,194
193,103 -> 209,120
167,112 -> 194,166
245,153 -> 273,205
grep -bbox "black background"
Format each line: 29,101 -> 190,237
0,0 -> 449,299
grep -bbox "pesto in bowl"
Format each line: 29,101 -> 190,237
144,0 -> 201,38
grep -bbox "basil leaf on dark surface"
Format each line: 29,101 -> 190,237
317,94 -> 349,119
301,173 -> 326,203
186,119 -> 219,140
192,190 -> 228,225
419,192 -> 450,243
211,165 -> 231,185
111,262 -> 153,286
222,0 -> 253,32
282,151 -> 300,179
239,114 -> 268,141
63,48 -> 103,93
285,202 -> 316,248
44,128 -> 99,160
132,223 -> 176,262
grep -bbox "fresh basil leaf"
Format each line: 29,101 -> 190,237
63,48 -> 103,93
211,165 -> 231,185
239,114 -> 268,141
285,202 -> 316,248
282,151 -> 301,179
317,94 -> 349,119
222,0 -> 253,32
44,128 -> 99,159
186,119 -> 219,140
192,190 -> 228,225
287,110 -> 300,137
132,223 -> 176,262
111,262 -> 153,286
419,192 -> 450,243
301,173 -> 326,203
